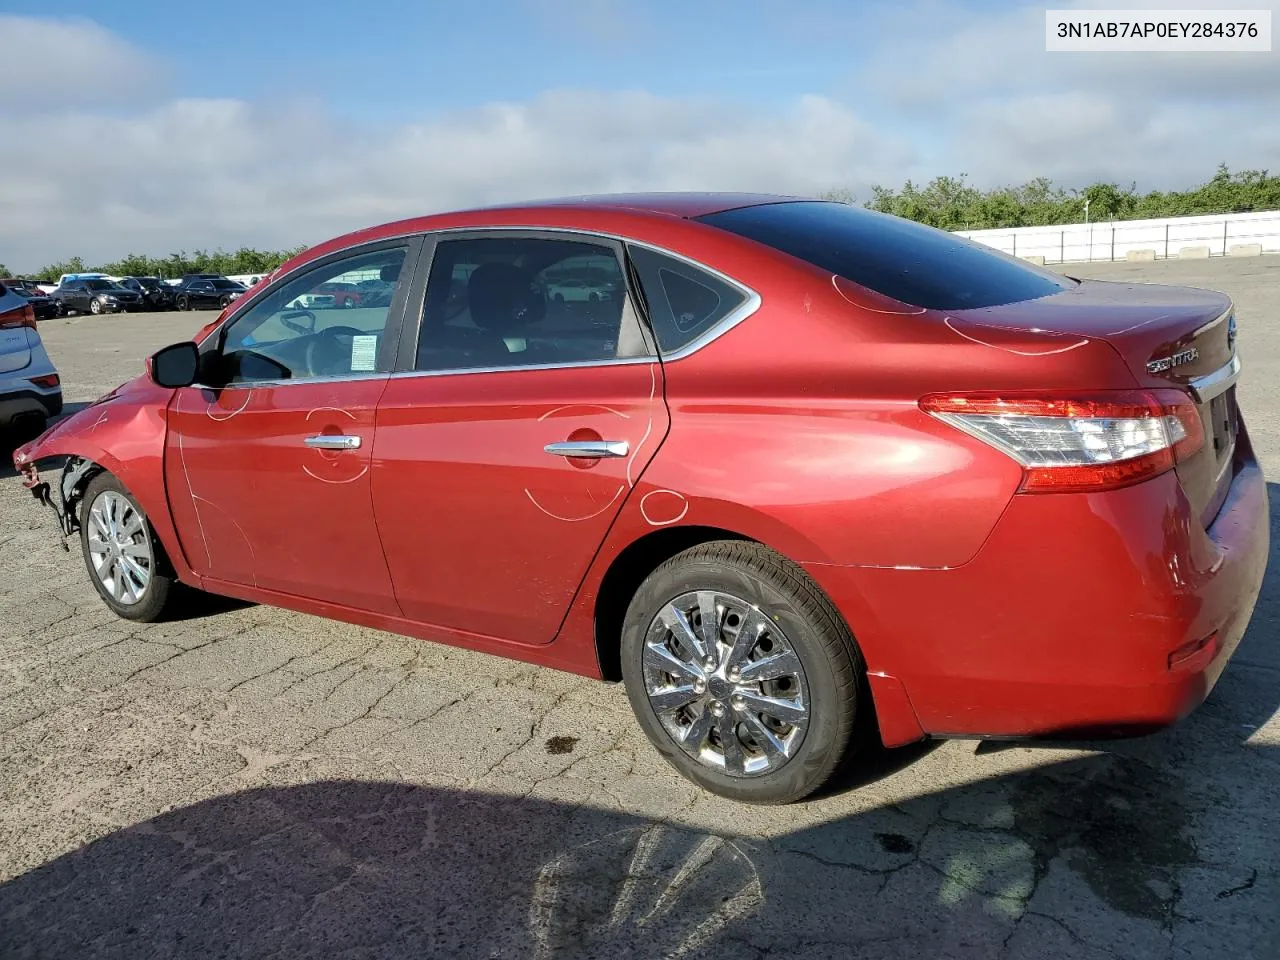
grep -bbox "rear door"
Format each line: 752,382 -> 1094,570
63,281 -> 87,313
372,231 -> 668,644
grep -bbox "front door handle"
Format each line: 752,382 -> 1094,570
544,440 -> 629,459
304,434 -> 362,450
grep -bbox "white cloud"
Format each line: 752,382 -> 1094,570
0,15 -> 167,110
0,89 -> 913,272
851,0 -> 1280,189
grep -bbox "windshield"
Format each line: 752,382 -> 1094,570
85,279 -> 117,291
698,201 -> 1072,311
210,278 -> 246,290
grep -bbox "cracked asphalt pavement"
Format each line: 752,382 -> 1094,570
2,257 -> 1279,959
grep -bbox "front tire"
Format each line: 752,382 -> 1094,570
621,541 -> 864,804
79,473 -> 180,622
89,298 -> 102,315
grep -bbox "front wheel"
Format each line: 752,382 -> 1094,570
219,295 -> 232,309
89,298 -> 102,315
176,297 -> 189,311
621,541 -> 864,804
79,473 -> 182,622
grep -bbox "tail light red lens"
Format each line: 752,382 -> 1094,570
0,304 -> 37,331
28,373 -> 60,388
920,390 -> 1204,493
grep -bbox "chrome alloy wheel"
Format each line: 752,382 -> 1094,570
642,590 -> 810,777
86,490 -> 153,605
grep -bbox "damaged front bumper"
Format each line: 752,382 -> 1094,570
20,456 -> 95,547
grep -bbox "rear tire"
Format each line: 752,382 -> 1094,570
177,297 -> 188,311
621,541 -> 864,804
79,473 -> 184,622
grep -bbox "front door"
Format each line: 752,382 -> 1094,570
163,241 -> 418,614
373,233 -> 668,644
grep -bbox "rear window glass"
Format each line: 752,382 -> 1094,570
626,245 -> 748,354
698,201 -> 1070,311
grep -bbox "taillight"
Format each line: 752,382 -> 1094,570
28,373 -> 60,388
920,390 -> 1204,493
0,304 -> 37,331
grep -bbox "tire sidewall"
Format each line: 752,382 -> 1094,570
621,552 -> 853,804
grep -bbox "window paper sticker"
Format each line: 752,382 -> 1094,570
350,335 -> 378,371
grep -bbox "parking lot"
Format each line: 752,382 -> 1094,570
1,257 -> 1278,959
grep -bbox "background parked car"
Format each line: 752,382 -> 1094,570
50,278 -> 143,315
288,280 -> 363,309
0,282 -> 62,438
119,277 -> 175,311
172,276 -> 247,311
545,276 -> 614,302
0,281 -> 60,320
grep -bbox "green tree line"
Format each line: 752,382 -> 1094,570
28,246 -> 307,282
832,164 -> 1280,232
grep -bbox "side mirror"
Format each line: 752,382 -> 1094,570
148,341 -> 200,388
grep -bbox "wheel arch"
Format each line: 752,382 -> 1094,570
593,525 -> 750,682
588,521 -> 918,749
14,402 -> 197,585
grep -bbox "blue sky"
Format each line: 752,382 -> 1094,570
3,0 -> 976,110
1,1 -> 1277,269
2,0 -> 999,132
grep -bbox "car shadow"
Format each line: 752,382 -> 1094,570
0,490 -> 1275,957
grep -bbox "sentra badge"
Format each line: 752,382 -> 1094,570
1147,347 -> 1199,375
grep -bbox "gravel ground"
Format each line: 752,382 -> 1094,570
1,257 -> 1278,959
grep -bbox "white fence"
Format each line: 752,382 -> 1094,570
955,209 -> 1280,264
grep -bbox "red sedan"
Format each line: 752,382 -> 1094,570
13,194 -> 1267,803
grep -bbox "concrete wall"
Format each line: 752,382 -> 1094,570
955,209 -> 1280,264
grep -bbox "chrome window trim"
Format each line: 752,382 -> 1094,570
190,371 -> 390,391
1189,353 -> 1240,403
190,355 -> 662,390
389,355 -> 657,382
201,224 -> 761,385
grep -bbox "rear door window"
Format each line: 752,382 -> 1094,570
698,201 -> 1070,311
625,246 -> 749,356
415,235 -> 652,372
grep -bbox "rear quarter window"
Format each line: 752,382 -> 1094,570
697,201 -> 1070,311
626,245 -> 749,356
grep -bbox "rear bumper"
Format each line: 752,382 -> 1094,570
809,435 -> 1269,743
0,388 -> 63,426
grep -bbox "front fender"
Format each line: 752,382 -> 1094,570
13,377 -> 196,584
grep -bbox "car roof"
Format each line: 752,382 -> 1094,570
478,192 -> 801,219
281,192 -> 809,278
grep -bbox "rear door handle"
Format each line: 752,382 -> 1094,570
544,440 -> 629,459
304,435 -> 362,450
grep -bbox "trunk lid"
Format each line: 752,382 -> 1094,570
951,279 -> 1238,525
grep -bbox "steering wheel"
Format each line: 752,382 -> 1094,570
303,325 -> 368,377
280,308 -> 317,336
